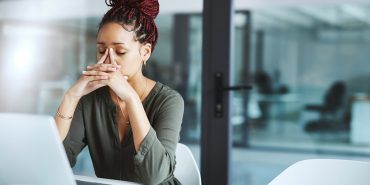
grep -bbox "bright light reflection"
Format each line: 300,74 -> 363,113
13,49 -> 31,74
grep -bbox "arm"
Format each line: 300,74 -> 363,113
126,91 -> 152,152
55,92 -> 81,141
130,93 -> 184,185
56,48 -> 115,141
61,96 -> 87,167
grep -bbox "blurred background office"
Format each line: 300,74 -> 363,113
1,0 -> 370,184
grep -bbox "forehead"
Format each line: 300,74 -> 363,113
97,22 -> 136,44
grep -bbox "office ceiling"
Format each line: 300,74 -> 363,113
252,5 -> 370,30
0,0 -> 369,30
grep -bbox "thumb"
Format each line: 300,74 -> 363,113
109,48 -> 118,65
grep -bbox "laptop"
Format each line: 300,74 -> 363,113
0,113 -> 138,185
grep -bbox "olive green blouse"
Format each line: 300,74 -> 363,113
63,82 -> 184,185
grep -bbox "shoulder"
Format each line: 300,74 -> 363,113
145,82 -> 184,116
149,82 -> 184,124
155,82 -> 184,106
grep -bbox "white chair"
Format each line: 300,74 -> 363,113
268,159 -> 370,185
174,143 -> 202,185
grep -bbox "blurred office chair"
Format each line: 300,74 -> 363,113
174,143 -> 201,185
304,81 -> 348,132
268,159 -> 370,185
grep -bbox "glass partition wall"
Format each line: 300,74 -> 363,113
246,4 -> 370,154
231,3 -> 370,185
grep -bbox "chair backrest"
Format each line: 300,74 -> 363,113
268,159 -> 370,185
174,143 -> 201,185
324,81 -> 346,109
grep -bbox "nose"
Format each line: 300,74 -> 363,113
105,56 -> 111,64
105,48 -> 113,64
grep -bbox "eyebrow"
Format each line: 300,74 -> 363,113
96,42 -> 127,45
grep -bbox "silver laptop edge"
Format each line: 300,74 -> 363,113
0,113 -> 76,185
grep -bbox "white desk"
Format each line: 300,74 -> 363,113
350,95 -> 370,145
75,175 -> 140,185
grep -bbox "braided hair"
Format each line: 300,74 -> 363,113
99,0 -> 159,52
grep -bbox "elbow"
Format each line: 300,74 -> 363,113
142,174 -> 168,185
141,161 -> 173,185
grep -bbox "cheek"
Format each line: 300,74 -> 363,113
114,57 -> 131,69
116,54 -> 141,65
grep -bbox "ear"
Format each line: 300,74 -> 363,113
140,43 -> 152,63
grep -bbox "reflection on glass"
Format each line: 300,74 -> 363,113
247,4 -> 370,151
232,3 -> 370,185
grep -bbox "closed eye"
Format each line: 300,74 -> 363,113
117,52 -> 126,55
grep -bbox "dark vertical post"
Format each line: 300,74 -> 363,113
241,11 -> 252,147
173,14 -> 190,99
173,14 -> 192,142
201,0 -> 234,184
256,30 -> 264,72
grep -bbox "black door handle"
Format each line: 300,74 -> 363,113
215,72 -> 252,118
222,85 -> 252,91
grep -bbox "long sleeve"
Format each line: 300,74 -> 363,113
63,99 -> 87,167
133,92 -> 184,185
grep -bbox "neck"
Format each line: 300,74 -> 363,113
127,71 -> 147,100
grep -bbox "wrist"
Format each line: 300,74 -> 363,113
124,92 -> 140,106
64,91 -> 81,103
56,91 -> 80,122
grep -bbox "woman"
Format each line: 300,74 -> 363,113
55,0 -> 184,184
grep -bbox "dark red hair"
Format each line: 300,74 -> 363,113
99,0 -> 159,52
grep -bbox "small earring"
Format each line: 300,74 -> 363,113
143,60 -> 147,66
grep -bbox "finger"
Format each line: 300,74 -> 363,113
80,75 -> 107,85
82,70 -> 109,76
87,76 -> 109,82
109,48 -> 117,65
86,64 -> 121,72
87,64 -> 121,70
88,79 -> 109,86
97,49 -> 109,64
88,81 -> 108,90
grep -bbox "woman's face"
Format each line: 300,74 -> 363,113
96,22 -> 151,78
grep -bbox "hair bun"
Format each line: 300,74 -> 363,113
105,0 -> 159,19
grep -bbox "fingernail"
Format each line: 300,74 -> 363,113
87,66 -> 92,69
82,71 -> 87,74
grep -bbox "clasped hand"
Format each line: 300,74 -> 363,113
82,48 -> 136,102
